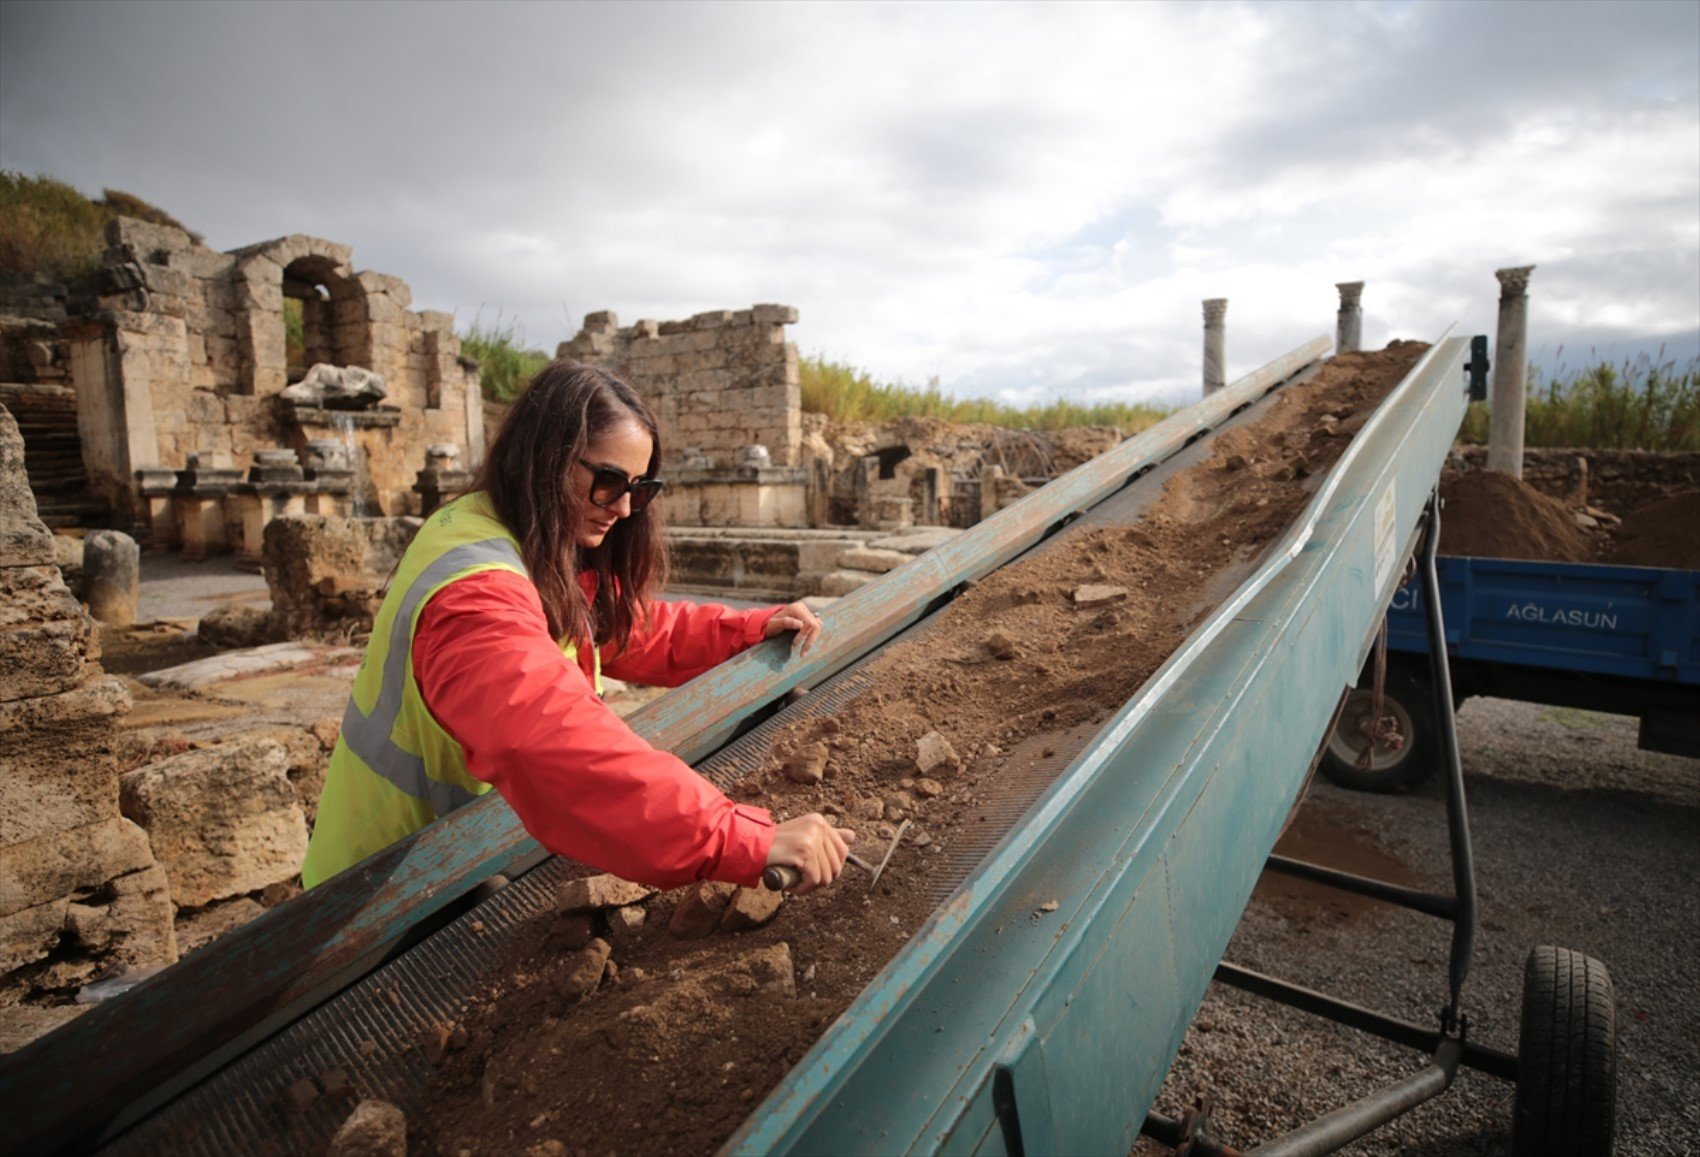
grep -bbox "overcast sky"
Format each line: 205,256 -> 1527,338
2,0 -> 1696,406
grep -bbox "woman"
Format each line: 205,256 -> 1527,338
302,362 -> 855,894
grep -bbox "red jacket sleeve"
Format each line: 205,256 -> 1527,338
411,569 -> 775,890
603,596 -> 781,687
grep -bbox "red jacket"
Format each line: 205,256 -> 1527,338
412,569 -> 780,889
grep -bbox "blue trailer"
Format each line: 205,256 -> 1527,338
1324,553 -> 1700,792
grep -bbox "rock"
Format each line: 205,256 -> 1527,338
551,938 -> 612,1003
0,564 -> 93,701
818,570 -> 877,597
424,1021 -> 469,1064
282,363 -> 388,407
196,605 -> 276,649
915,731 -> 962,777
609,906 -> 647,934
719,886 -> 784,932
547,912 -> 598,951
913,777 -> 944,799
0,408 -> 54,567
175,896 -> 267,955
0,816 -> 155,919
83,530 -> 139,627
782,742 -> 830,785
285,1076 -> 318,1112
1573,512 -> 1599,529
0,1004 -> 88,1055
328,1099 -> 407,1157
556,874 -> 652,914
137,642 -> 318,692
982,631 -> 1020,660
51,533 -> 83,597
1072,584 -> 1128,607
320,1067 -> 356,1099
857,795 -> 885,820
868,528 -> 960,553
1223,454 -> 1249,471
309,716 -> 341,749
668,881 -> 737,939
748,941 -> 796,996
836,547 -> 911,574
118,737 -> 309,908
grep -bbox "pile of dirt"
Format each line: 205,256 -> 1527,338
409,342 -> 1429,1156
1437,470 -> 1593,562
1605,491 -> 1700,569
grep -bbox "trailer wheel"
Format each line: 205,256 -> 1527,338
1513,946 -> 1617,1157
1320,665 -> 1435,792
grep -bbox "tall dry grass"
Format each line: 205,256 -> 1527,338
1457,353 -> 1699,451
800,354 -> 1169,433
0,171 -> 199,285
459,313 -> 553,403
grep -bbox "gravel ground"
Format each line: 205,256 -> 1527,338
1136,696 -> 1700,1155
135,550 -> 270,622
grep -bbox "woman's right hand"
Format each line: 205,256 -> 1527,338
765,814 -> 856,895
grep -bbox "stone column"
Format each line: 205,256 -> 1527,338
412,444 -> 471,517
1335,281 -> 1364,353
84,530 -> 139,627
1202,299 -> 1228,397
855,456 -> 880,530
1488,266 -> 1535,478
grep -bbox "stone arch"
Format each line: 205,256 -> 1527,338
233,236 -> 363,396
281,254 -> 367,383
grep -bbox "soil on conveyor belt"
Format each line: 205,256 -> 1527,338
1438,470 -> 1700,569
408,341 -> 1429,1157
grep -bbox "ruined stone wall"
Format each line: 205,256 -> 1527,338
0,407 -> 176,1033
62,218 -> 485,526
558,306 -> 801,470
262,513 -> 423,639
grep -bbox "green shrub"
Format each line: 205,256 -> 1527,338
460,313 -> 552,403
1457,354 -> 1699,451
0,171 -> 199,286
800,354 -> 1169,433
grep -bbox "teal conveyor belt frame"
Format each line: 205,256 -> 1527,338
726,337 -> 1474,1155
1,334 -> 1477,1156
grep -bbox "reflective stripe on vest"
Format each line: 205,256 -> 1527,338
337,535 -> 523,816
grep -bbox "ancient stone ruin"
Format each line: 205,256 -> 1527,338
0,217 -> 485,555
0,408 -> 177,1046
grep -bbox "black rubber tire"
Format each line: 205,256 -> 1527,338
1320,662 -> 1438,792
1513,946 -> 1617,1157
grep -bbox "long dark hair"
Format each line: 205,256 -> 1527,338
474,361 -> 667,653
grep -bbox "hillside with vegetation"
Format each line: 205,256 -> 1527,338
0,171 -> 200,288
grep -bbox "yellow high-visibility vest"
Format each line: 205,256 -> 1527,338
301,492 -> 600,887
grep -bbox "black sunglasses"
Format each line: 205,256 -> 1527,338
579,459 -> 664,512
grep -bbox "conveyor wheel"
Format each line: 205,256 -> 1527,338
1513,945 -> 1617,1157
1320,665 -> 1434,792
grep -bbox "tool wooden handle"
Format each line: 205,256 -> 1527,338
762,864 -> 802,892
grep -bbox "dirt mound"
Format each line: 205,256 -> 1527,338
411,342 -> 1429,1156
1606,492 -> 1700,570
1438,470 -> 1591,562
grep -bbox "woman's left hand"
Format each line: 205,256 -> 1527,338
764,600 -> 824,657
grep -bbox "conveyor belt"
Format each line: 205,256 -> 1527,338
101,349 -> 1324,1157
3,336 -> 1345,1157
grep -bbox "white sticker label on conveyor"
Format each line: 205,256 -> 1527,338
1373,483 -> 1397,596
